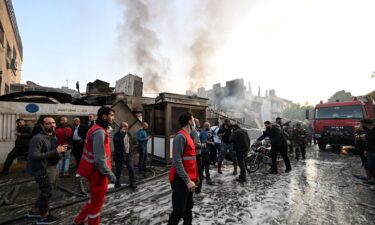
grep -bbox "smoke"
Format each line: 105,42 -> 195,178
188,1 -> 231,90
117,0 -> 170,93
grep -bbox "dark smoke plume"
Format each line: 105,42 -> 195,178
117,0 -> 169,93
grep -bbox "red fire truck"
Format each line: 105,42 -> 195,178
313,96 -> 375,150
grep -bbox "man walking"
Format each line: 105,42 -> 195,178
27,116 -> 67,224
230,124 -> 250,182
136,122 -> 151,175
113,122 -> 136,189
168,111 -> 198,225
210,121 -> 221,166
1,118 -> 32,175
257,121 -> 291,174
73,107 -> 117,225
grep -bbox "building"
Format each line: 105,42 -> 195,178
115,73 -> 143,96
0,0 -> 23,95
86,79 -> 114,94
187,78 -> 292,128
10,81 -> 79,97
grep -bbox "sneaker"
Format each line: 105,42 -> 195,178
363,180 -> 375,185
206,179 -> 214,185
36,215 -> 59,224
285,168 -> 292,173
27,210 -> 41,218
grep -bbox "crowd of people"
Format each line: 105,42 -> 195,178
4,107 -> 371,225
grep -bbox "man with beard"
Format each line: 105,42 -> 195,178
73,107 -> 117,225
27,116 -> 67,224
113,122 -> 136,190
257,121 -> 291,174
1,118 -> 32,175
230,124 -> 250,182
168,111 -> 198,225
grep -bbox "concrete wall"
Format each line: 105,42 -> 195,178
0,0 -> 22,95
0,101 -> 100,161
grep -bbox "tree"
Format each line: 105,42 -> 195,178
281,103 -> 314,121
327,90 -> 353,102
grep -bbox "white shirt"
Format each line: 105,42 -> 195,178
210,125 -> 221,143
73,125 -> 81,141
123,133 -> 130,154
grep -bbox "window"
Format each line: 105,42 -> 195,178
6,42 -> 11,59
0,21 -> 4,47
315,105 -> 363,119
153,106 -> 165,135
12,46 -> 17,59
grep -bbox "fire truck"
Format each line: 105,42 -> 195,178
313,96 -> 375,150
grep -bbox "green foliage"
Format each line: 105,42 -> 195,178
327,90 -> 353,102
367,90 -> 375,100
281,103 -> 314,121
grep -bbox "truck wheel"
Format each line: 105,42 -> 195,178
318,142 -> 326,150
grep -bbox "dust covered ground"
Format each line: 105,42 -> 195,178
4,145 -> 375,225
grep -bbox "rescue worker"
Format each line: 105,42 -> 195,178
73,106 -> 117,225
292,123 -> 307,160
27,116 -> 67,224
113,122 -> 136,190
257,121 -> 291,174
1,118 -> 32,175
217,119 -> 237,175
230,124 -> 250,182
167,111 -> 199,225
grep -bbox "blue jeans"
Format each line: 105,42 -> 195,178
138,143 -> 148,174
58,149 -> 71,175
218,142 -> 236,163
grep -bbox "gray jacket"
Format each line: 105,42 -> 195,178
27,132 -> 61,177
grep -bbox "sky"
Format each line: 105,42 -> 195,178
12,0 -> 375,105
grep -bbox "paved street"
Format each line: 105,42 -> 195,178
4,145 -> 375,225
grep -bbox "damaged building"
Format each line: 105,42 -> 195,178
187,78 -> 292,128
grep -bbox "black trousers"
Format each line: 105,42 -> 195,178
34,166 -> 57,214
72,140 -> 84,167
271,141 -> 291,172
295,143 -> 306,159
201,151 -> 211,180
168,175 -> 193,225
114,153 -> 135,186
209,144 -> 217,165
236,151 -> 247,180
2,146 -> 27,174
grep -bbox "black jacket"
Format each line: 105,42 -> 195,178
15,125 -> 32,147
366,127 -> 375,153
113,131 -> 132,162
230,127 -> 250,153
72,125 -> 88,140
27,132 -> 61,177
258,125 -> 286,146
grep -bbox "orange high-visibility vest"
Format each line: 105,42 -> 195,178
77,124 -> 111,177
169,129 -> 198,182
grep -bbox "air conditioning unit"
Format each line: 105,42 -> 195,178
7,58 -> 17,70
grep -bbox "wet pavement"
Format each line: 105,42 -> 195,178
2,145 -> 375,225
